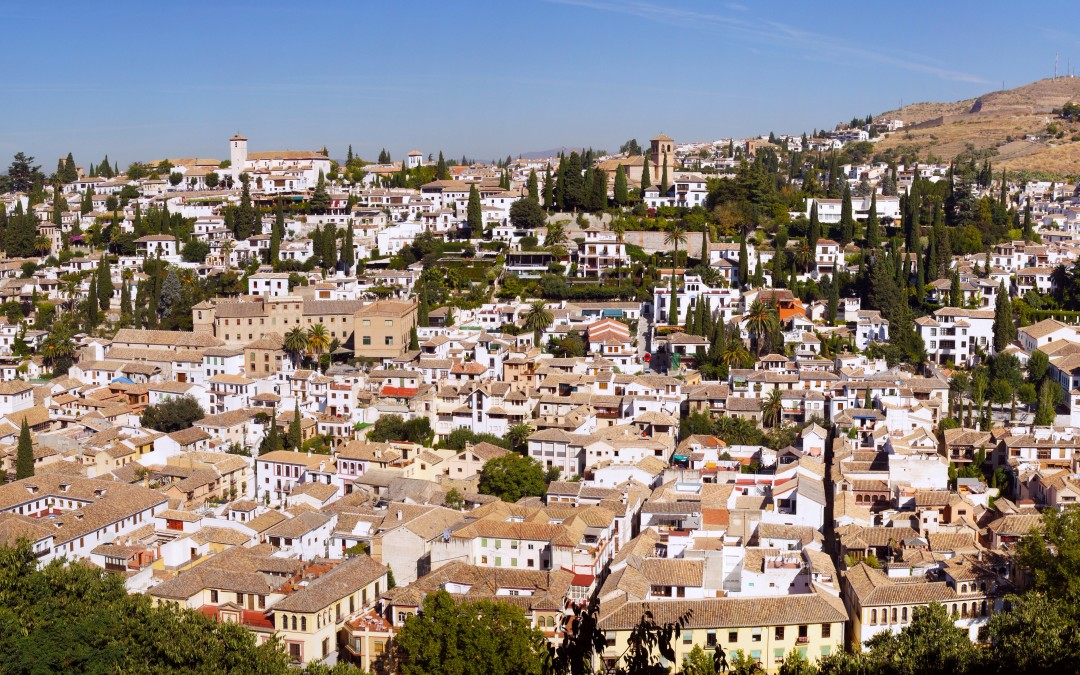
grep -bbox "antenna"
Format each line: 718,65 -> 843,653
1055,53 -> 1059,79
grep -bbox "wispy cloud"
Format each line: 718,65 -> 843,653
547,0 -> 989,84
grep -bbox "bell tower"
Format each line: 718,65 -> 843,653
230,132 -> 248,170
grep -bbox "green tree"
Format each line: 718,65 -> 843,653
510,198 -> 545,230
640,154 -> 652,191
862,602 -> 975,675
394,590 -> 544,675
838,183 -> 855,245
865,192 -> 881,248
96,255 -> 112,312
614,164 -> 628,206
288,402 -> 303,449
140,395 -> 205,433
760,388 -> 784,429
310,170 -> 330,213
993,282 -> 1016,351
664,222 -> 688,323
7,152 -> 43,193
523,300 -> 554,346
478,453 -> 547,502
436,151 -> 450,180
15,419 -> 33,479
467,184 -> 482,233
527,169 -> 539,202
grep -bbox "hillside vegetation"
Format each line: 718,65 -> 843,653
874,77 -> 1080,175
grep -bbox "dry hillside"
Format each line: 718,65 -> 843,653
872,78 -> 1080,175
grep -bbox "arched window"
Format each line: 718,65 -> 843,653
901,607 -> 908,622
962,604 -> 968,618
952,604 -> 958,617
291,615 -> 297,631
301,617 -> 307,631
960,584 -> 967,593
870,609 -> 877,625
981,601 -> 988,617
891,607 -> 897,624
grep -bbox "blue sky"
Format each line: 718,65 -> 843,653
3,0 -> 1079,168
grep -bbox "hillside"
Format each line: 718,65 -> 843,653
872,77 -> 1080,175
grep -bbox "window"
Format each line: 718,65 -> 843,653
727,630 -> 738,643
301,616 -> 307,631
385,320 -> 393,327
751,628 -> 761,642
363,336 -> 371,345
385,336 -> 394,346
706,631 -> 716,647
774,649 -> 784,663
210,590 -> 218,603
775,627 -> 784,640
821,623 -> 831,639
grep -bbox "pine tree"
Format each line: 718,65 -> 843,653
994,281 -> 1016,351
15,419 -> 33,479
310,170 -> 330,213
467,185 -> 482,233
640,153 -> 652,191
97,255 -> 112,311
613,165 -> 628,206
288,403 -> 303,449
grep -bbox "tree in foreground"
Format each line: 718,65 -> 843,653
140,395 -> 205,433
478,452 -> 546,502
15,419 -> 33,479
394,590 -> 545,675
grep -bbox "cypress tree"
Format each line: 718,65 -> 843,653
1021,204 -> 1034,241
341,223 -> 355,273
418,298 -> 429,328
63,152 -> 78,183
591,169 -> 607,211
322,223 -> 338,272
85,281 -> 99,331
827,274 -> 839,324
16,419 -> 33,479
614,165 -> 628,206
640,154 -> 652,191
685,300 -> 696,335
81,186 -> 94,215
700,227 -> 710,264
310,170 -> 330,213
542,167 -> 554,210
999,169 -> 1008,208
949,270 -> 961,307
738,236 -> 747,285
288,403 -> 303,449
667,270 -> 678,326
120,272 -> 132,326
838,183 -> 854,245
467,185 -> 482,233
527,170 -> 539,202
808,202 -> 820,251
555,156 -> 568,209
659,153 -> 669,195
347,145 -> 354,164
994,281 -> 1016,351
865,192 -> 880,249
436,152 -> 449,181
564,152 -> 584,210
271,198 -> 284,262
409,325 -> 419,351
97,255 -> 112,311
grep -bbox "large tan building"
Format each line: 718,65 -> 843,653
352,300 -> 417,361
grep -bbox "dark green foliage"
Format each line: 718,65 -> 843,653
140,395 -> 205,433
614,165 -> 628,205
467,184 -> 482,232
310,170 -> 330,213
288,403 -> 303,449
441,428 -> 510,451
478,452 -> 547,502
510,198 -> 545,230
394,590 -> 545,675
366,414 -> 432,445
15,419 -> 33,479
182,239 -> 211,263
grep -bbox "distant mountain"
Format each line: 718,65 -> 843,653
872,77 -> 1080,175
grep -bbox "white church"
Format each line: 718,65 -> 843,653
227,133 -> 332,193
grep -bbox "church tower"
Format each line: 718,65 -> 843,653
230,133 -> 248,170
649,133 -> 674,178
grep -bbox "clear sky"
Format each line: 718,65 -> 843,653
4,0 -> 1080,168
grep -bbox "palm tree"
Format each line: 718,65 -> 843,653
744,299 -> 777,356
505,423 -> 533,453
721,341 -> 751,369
523,301 -> 553,347
545,221 -> 567,249
41,324 -> 76,371
795,241 -> 813,273
307,323 -> 330,370
284,326 -> 309,368
61,275 -> 81,317
760,388 -> 784,429
663,221 -> 688,270
34,234 -> 52,257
